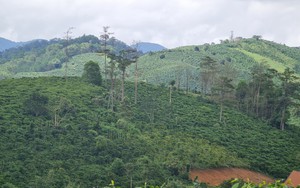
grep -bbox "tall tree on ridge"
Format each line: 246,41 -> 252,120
107,53 -> 118,111
118,49 -> 138,103
132,40 -> 140,105
64,27 -> 75,81
100,26 -> 114,83
277,68 -> 300,130
213,76 -> 234,122
249,62 -> 268,116
199,56 -> 218,95
169,80 -> 176,105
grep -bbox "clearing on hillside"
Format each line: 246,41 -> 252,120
189,168 -> 274,186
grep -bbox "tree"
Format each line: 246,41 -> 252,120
213,76 -> 234,122
117,49 -> 138,103
252,35 -> 262,40
107,53 -> 118,111
277,68 -> 300,130
235,80 -> 249,111
64,27 -> 75,81
82,61 -> 102,86
132,41 -> 141,105
249,62 -> 269,116
169,80 -> 176,104
238,65 -> 278,119
24,92 -> 49,117
185,67 -> 190,94
51,97 -> 75,127
100,26 -> 114,82
199,56 -> 218,94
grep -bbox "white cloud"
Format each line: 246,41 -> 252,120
0,0 -> 299,48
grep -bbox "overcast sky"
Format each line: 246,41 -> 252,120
1,0 -> 300,48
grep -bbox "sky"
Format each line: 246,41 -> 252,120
1,0 -> 300,48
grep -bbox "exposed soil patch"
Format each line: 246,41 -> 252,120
189,168 -> 274,186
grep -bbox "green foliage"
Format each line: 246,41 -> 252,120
1,76 -> 300,187
221,178 -> 295,188
82,60 -> 102,86
127,38 -> 300,93
23,91 -> 49,117
0,35 -> 132,79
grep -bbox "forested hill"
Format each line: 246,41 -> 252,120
0,35 -> 131,79
0,35 -> 299,82
131,37 -> 300,89
1,77 -> 300,187
1,35 -> 300,84
0,38 -> 19,52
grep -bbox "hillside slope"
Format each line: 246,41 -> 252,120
1,36 -> 299,88
0,38 -> 18,51
0,35 -> 130,79
1,77 -> 300,187
129,38 -> 300,90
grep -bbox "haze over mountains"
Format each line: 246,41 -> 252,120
0,37 -> 23,51
132,42 -> 167,53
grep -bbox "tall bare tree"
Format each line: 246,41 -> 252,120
117,49 -> 138,102
100,26 -> 114,83
169,80 -> 176,104
132,40 -> 140,104
107,53 -> 118,111
64,27 -> 75,81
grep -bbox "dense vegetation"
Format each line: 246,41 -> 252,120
0,35 -> 130,79
1,36 -> 300,84
130,37 -> 300,87
1,35 -> 300,187
1,76 -> 300,187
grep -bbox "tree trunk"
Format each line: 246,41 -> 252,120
169,86 -> 172,104
121,70 -> 125,102
134,61 -> 138,104
111,77 -> 115,111
280,108 -> 286,131
219,87 -> 224,123
54,112 -> 57,126
219,101 -> 223,123
104,53 -> 107,83
186,69 -> 189,94
109,71 -> 115,111
255,84 -> 261,117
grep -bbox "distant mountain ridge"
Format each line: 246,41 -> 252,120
1,35 -> 300,83
132,42 -> 167,53
0,37 -> 21,51
0,37 -> 34,52
0,37 -> 47,52
0,35 -> 133,79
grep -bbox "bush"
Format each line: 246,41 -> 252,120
82,60 -> 102,86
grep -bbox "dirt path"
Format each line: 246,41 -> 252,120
189,168 -> 274,186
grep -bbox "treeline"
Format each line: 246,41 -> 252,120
80,43 -> 300,178
193,55 -> 300,131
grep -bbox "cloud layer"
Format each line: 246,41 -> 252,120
1,0 -> 300,48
